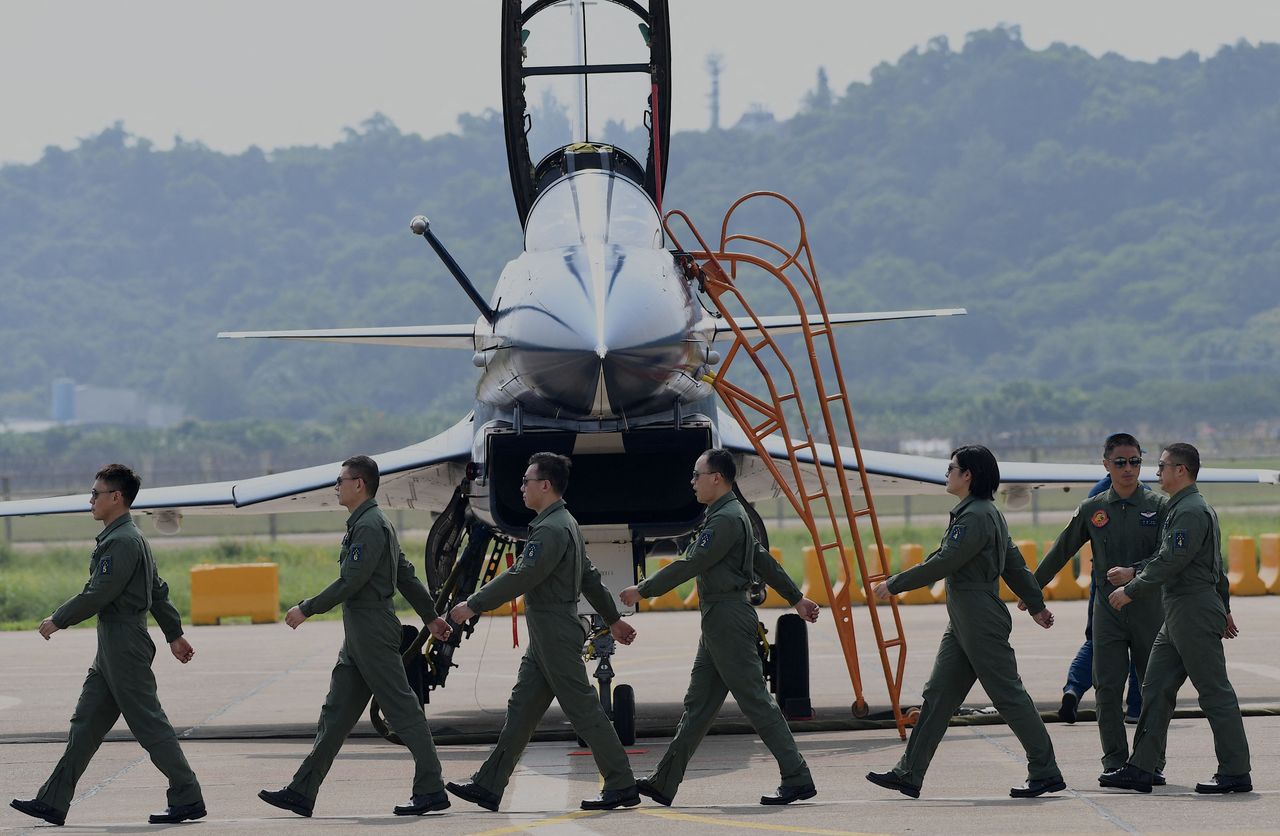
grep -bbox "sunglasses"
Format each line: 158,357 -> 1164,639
1109,457 -> 1143,469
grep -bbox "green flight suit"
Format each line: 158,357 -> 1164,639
635,492 -> 811,801
37,513 -> 202,816
886,496 -> 1059,789
289,498 -> 444,801
1037,487 -> 1166,770
1123,484 -> 1250,776
466,498 -> 634,798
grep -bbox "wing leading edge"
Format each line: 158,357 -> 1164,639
217,323 -> 478,350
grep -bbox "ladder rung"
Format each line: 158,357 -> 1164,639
750,338 -> 770,353
825,393 -> 845,403
851,508 -> 873,518
817,542 -> 840,551
881,637 -> 905,648
778,392 -> 798,401
808,328 -> 829,339
805,492 -> 826,503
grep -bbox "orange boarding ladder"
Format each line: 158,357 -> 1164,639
666,192 -> 911,738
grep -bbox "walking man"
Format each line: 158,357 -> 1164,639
1034,433 -> 1166,779
619,448 -> 821,807
446,452 -> 640,812
1101,443 -> 1251,794
259,455 -> 454,817
10,464 -> 206,826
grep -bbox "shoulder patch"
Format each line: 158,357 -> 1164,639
1173,530 -> 1188,550
97,556 -> 111,575
522,541 -> 541,564
696,528 -> 715,549
1091,510 -> 1109,528
348,544 -> 363,563
948,524 -> 966,542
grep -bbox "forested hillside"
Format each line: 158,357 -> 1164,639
3,26 -> 1278,441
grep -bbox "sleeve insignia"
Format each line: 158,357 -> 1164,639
1090,510 -> 1110,528
348,544 -> 363,563
1173,530 -> 1188,550
522,541 -> 541,564
97,556 -> 111,575
948,524 -> 966,542
696,528 -> 715,549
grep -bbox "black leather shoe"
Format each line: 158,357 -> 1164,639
1099,764 -> 1154,793
865,771 -> 920,799
1195,773 -> 1252,794
1154,771 -> 1166,786
148,802 -> 207,824
636,778 -> 673,807
581,786 -> 641,810
445,781 -> 500,812
393,791 -> 451,815
760,783 -> 817,805
1058,692 -> 1079,724
10,798 -> 67,826
258,787 -> 314,817
1010,776 -> 1066,798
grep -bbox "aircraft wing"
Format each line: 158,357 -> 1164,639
711,308 -> 966,337
721,412 -> 1280,505
0,416 -> 474,519
217,324 -> 477,349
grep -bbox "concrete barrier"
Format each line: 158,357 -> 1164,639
190,563 -> 279,626
839,546 -> 869,606
895,544 -> 934,605
644,558 -> 688,611
761,547 -> 792,608
1260,534 -> 1280,595
1042,541 -> 1089,601
800,545 -> 832,606
1227,535 -> 1267,596
1000,540 -> 1038,602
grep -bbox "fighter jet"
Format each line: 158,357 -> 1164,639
3,1 -> 1276,739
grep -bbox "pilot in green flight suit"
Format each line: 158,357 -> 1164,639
1035,433 -> 1166,776
1102,443 -> 1251,794
10,464 -> 205,828
258,455 -> 455,818
868,445 -> 1065,799
446,452 -> 640,812
620,448 -> 821,807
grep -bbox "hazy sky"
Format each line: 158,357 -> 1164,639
3,1 -> 1279,165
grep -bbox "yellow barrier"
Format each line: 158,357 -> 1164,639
839,546 -> 867,606
1042,541 -> 1089,601
1261,534 -> 1280,595
1227,536 -> 1267,596
190,563 -> 279,626
800,545 -> 831,606
895,544 -> 933,605
760,547 -> 792,608
489,596 -> 525,616
1000,540 -> 1038,602
1075,542 -> 1093,597
644,559 -> 687,611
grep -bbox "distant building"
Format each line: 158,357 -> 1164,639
899,438 -> 952,457
734,104 -> 779,134
48,379 -> 184,429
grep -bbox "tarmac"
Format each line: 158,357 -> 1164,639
2,595 -> 1278,834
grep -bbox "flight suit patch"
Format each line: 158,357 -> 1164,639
948,524 -> 965,542
97,556 -> 111,575
1173,530 -> 1188,550
523,542 -> 541,564
696,528 -> 715,549
1091,510 -> 1109,528
1140,510 -> 1158,526
348,544 -> 363,562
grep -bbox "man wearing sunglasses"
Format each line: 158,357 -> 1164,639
259,455 -> 454,817
1101,443 -> 1250,795
1032,433 -> 1166,783
11,464 -> 205,827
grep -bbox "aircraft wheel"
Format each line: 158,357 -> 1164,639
904,706 -> 922,726
612,684 -> 636,746
369,700 -> 406,747
852,699 -> 871,719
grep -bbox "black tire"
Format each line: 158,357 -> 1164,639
773,613 -> 813,720
612,684 -> 636,746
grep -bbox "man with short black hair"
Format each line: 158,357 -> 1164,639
259,455 -> 454,817
1102,443 -> 1251,794
11,464 -> 206,827
446,452 -> 640,812
619,448 -> 821,807
1034,433 -> 1166,779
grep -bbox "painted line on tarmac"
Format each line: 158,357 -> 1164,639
464,809 -> 604,835
638,808 -> 885,835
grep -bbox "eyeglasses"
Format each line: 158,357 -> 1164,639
1109,457 -> 1143,469
89,488 -> 119,500
334,476 -> 361,487
690,470 -> 719,481
521,476 -> 548,486
1155,461 -> 1183,472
